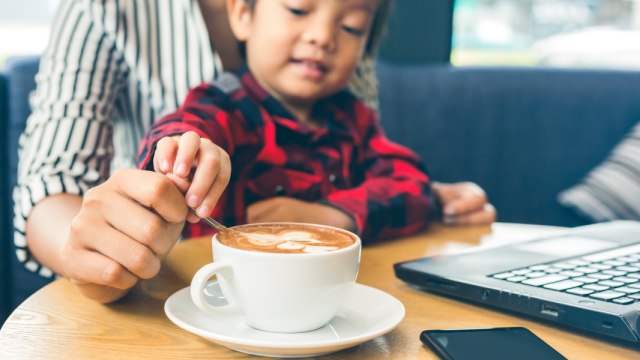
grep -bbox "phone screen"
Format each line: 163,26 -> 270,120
420,327 -> 567,360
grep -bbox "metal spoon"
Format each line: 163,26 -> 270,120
190,209 -> 271,243
190,208 -> 235,235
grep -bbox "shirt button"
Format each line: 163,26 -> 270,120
329,174 -> 336,183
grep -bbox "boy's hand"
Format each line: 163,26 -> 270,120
153,131 -> 231,222
247,197 -> 357,233
432,182 -> 497,226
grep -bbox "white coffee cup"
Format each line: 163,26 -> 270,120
190,222 -> 361,333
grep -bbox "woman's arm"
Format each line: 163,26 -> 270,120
16,1 -> 190,303
26,194 -> 83,276
14,0 -> 124,277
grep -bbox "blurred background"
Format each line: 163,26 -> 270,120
2,0 -> 640,69
453,0 -> 640,69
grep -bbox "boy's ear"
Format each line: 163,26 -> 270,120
226,0 -> 252,41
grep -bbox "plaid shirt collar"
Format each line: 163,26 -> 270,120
235,64 -> 358,142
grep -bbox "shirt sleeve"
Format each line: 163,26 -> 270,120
319,107 -> 434,242
137,82 -> 257,170
13,0 -> 127,277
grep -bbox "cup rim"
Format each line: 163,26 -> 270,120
212,222 -> 361,256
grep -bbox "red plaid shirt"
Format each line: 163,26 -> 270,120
137,67 -> 435,242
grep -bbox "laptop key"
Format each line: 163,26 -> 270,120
506,276 -> 528,282
612,276 -> 638,284
543,280 -> 583,291
566,288 -> 594,295
603,260 -> 626,266
627,273 -> 640,279
598,280 -> 624,287
602,270 -> 627,276
544,268 -> 562,273
630,293 -> 640,300
615,287 -> 640,294
612,297 -> 635,305
573,276 -> 599,284
589,273 -> 613,280
492,272 -> 513,279
574,267 -> 599,274
525,272 -> 547,278
522,274 -> 568,286
559,271 -> 584,277
628,283 -> 640,289
617,266 -> 639,273
590,291 -> 625,300
583,284 -> 610,291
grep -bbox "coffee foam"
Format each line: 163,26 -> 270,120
219,225 -> 355,254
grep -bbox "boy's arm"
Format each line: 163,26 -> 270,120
318,114 -> 436,242
137,83 -> 244,170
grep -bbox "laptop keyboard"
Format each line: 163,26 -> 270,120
490,244 -> 640,305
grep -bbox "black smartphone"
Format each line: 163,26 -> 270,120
420,327 -> 567,360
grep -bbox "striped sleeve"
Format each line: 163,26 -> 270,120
558,122 -> 640,221
12,0 -> 127,277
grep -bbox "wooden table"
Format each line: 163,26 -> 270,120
1,223 -> 638,359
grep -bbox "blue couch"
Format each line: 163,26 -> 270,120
2,57 -> 640,324
1,57 -> 52,325
377,61 -> 640,226
0,65 -> 10,323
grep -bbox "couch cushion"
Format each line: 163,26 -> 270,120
5,56 -> 52,311
558,122 -> 640,221
0,71 -> 11,323
376,61 -> 640,226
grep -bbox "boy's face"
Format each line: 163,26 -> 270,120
228,0 -> 377,108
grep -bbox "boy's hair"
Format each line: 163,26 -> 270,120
241,0 -> 393,57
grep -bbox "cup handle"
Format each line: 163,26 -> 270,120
190,261 -> 239,314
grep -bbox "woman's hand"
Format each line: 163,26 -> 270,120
432,182 -> 497,226
58,169 -> 188,303
247,197 -> 357,232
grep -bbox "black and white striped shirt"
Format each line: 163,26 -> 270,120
13,0 -> 377,277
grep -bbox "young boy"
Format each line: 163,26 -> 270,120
137,0 -> 459,241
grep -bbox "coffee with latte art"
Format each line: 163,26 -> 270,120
218,223 -> 356,254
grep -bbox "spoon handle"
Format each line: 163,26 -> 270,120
190,208 -> 229,233
201,216 -> 228,233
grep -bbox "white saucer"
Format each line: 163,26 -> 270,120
164,282 -> 405,358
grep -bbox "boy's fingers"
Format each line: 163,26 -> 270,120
187,142 -> 231,213
185,144 -> 220,209
197,167 -> 230,218
166,172 -> 191,193
439,182 -> 487,216
174,131 -> 201,177
444,203 -> 496,226
154,137 -> 178,173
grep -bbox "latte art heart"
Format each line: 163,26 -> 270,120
219,224 -> 355,254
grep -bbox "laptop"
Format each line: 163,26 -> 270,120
394,221 -> 640,344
